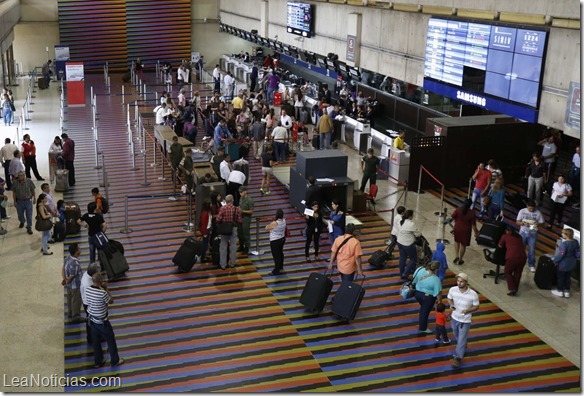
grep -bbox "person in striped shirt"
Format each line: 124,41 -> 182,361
86,271 -> 124,368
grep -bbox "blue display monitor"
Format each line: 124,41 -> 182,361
423,17 -> 548,122
287,1 -> 314,38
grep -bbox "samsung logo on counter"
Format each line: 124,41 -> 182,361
456,91 -> 486,107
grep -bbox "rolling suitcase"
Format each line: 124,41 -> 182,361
299,270 -> 333,313
109,239 -> 125,255
55,169 -> 69,192
368,247 -> 390,269
64,202 -> 81,235
312,134 -> 320,150
331,275 -> 365,321
377,157 -> 390,181
173,237 -> 204,272
415,235 -> 433,266
211,236 -> 221,267
476,217 -> 506,248
534,255 -> 557,290
99,245 -> 129,280
122,72 -> 131,83
53,221 -> 66,242
37,77 -> 47,90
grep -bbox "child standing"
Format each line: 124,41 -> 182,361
431,241 -> 448,281
435,302 -> 450,344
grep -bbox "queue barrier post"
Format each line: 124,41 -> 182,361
437,207 -> 450,245
120,195 -> 133,234
140,149 -> 151,186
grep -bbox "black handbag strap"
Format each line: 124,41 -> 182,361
336,235 -> 354,253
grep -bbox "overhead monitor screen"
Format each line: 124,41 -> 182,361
423,17 -> 548,122
287,1 -> 314,38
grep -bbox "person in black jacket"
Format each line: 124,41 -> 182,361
305,176 -> 323,207
305,201 -> 326,262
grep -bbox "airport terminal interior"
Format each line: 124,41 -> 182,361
0,0 -> 581,392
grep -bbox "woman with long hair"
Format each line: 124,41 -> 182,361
305,201 -> 326,262
397,210 -> 421,279
486,177 -> 505,220
209,191 -> 223,240
329,199 -> 345,245
547,175 -> 573,229
199,200 -> 212,262
36,193 -> 53,255
260,145 -> 277,195
265,208 -> 286,275
498,226 -> 527,296
451,198 -> 479,265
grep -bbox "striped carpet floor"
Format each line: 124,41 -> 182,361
62,75 -> 580,392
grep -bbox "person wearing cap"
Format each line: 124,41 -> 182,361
237,186 -> 254,255
328,223 -> 364,283
447,272 -> 479,369
515,199 -> 545,272
411,261 -> 443,334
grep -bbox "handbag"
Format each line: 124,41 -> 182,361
217,221 -> 234,235
10,102 -> 16,112
35,213 -> 52,232
285,226 -> 291,238
400,281 -> 416,299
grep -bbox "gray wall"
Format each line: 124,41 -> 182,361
219,0 -> 581,138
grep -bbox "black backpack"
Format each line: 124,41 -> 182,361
100,197 -> 110,214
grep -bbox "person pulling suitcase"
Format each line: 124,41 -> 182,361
327,224 -> 364,283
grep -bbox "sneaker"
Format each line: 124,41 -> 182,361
19,222 -> 24,228
529,267 -> 536,273
112,358 -> 125,367
265,191 -> 271,195
420,328 -> 433,334
0,229 -> 7,235
27,228 -> 33,235
94,359 -> 107,369
451,357 -> 461,369
551,289 -> 564,297
564,292 -> 570,298
443,339 -> 451,344
306,256 -> 311,263
435,338 -> 441,342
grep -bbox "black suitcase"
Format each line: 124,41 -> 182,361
476,218 -> 506,248
415,235 -> 433,266
312,134 -> 320,149
53,221 -> 66,242
122,72 -> 131,83
534,256 -> 557,290
377,157 -> 390,180
108,239 -> 125,255
368,248 -> 390,269
299,271 -> 333,313
37,77 -> 47,89
173,237 -> 204,272
99,247 -> 129,280
331,275 -> 365,321
64,202 -> 81,235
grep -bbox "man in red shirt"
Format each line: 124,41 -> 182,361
21,134 -> 44,181
61,133 -> 75,186
470,162 -> 491,213
216,194 -> 242,269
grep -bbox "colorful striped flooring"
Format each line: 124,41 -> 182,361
62,75 -> 580,392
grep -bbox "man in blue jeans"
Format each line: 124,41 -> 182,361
11,171 -> 35,234
515,199 -> 545,272
77,202 -> 107,264
447,272 -> 479,369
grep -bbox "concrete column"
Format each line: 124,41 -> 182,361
259,0 -> 269,38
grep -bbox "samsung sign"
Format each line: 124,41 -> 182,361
424,80 -> 539,122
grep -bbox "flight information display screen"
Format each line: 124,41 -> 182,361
287,2 -> 314,38
423,17 -> 548,121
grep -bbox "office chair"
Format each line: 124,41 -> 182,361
483,246 -> 506,284
366,184 -> 378,210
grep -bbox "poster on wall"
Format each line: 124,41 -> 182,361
65,62 -> 85,106
564,81 -> 580,131
54,45 -> 70,81
346,35 -> 356,63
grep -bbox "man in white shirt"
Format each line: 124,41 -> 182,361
155,102 -> 168,125
1,137 -> 18,189
280,109 -> 292,130
447,272 -> 479,369
539,135 -> 557,181
177,88 -> 186,107
212,64 -> 221,92
223,72 -> 235,100
516,199 -> 545,272
271,122 -> 288,163
219,154 -> 232,183
227,169 -> 246,206
177,64 -> 186,88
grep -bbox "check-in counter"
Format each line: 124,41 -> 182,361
352,119 -> 371,155
154,125 -> 176,156
389,146 -> 410,183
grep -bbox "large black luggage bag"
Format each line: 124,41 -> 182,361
476,218 -> 506,248
368,247 -> 390,269
312,134 -> 319,150
173,237 -> 204,272
53,220 -> 66,242
99,244 -> 129,280
299,271 -> 333,313
211,236 -> 221,267
64,202 -> 81,235
331,276 -> 365,321
534,255 -> 557,290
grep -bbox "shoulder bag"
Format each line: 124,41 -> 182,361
400,266 -> 426,299
35,212 -> 52,232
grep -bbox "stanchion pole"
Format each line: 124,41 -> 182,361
107,76 -> 111,95
151,139 -> 158,167
130,138 -> 138,171
99,155 -> 110,190
183,192 -> 194,232
94,139 -> 102,170
403,181 -> 408,207
416,165 -> 424,194
119,196 -> 133,234
158,152 -> 167,181
435,185 -> 445,217
122,84 -> 125,105
169,170 -> 178,201
134,101 -> 139,126
250,217 -> 265,256
437,207 -> 450,245
140,149 -> 151,186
